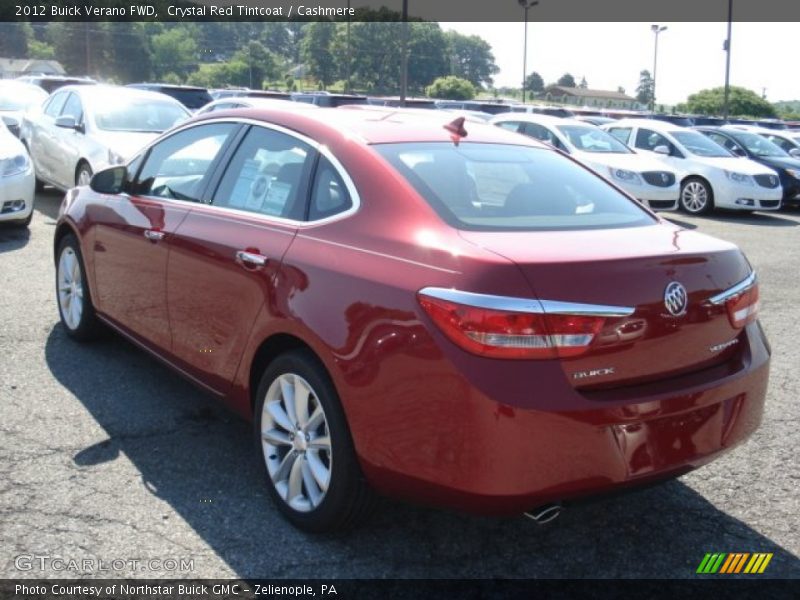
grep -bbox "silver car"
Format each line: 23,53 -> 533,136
0,80 -> 47,138
21,85 -> 190,191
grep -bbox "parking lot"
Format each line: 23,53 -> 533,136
0,189 -> 798,579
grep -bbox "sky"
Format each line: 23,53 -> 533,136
442,22 -> 797,105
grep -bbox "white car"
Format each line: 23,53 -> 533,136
0,80 -> 48,138
604,119 -> 783,214
21,85 -> 190,191
196,96 -> 319,115
0,120 -> 35,227
491,113 -> 680,211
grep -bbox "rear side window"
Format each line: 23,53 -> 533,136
308,156 -> 352,220
375,142 -> 655,231
607,127 -> 632,144
212,126 -> 313,219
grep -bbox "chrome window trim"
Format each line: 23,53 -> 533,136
126,116 -> 361,228
419,287 -> 635,317
708,271 -> 757,305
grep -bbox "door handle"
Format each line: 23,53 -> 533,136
144,229 -> 165,242
236,250 -> 268,267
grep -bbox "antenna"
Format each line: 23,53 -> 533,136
443,117 -> 468,144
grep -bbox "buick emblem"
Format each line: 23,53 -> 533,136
664,282 -> 688,316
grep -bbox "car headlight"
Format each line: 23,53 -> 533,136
610,168 -> 642,185
785,168 -> 800,180
725,171 -> 754,186
0,153 -> 30,178
107,149 -> 125,166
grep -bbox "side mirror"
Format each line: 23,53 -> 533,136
89,166 -> 128,194
55,115 -> 83,133
790,148 -> 800,159
653,145 -> 670,156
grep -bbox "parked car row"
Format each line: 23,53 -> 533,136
50,102 -> 770,532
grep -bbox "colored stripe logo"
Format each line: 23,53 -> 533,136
696,553 -> 773,574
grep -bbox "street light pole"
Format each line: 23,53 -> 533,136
518,0 -> 539,104
650,24 -> 667,112
723,0 -> 733,119
345,0 -> 351,93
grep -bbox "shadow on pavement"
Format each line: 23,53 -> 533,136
44,324 -> 800,578
704,211 -> 799,227
0,223 -> 31,253
33,188 -> 64,221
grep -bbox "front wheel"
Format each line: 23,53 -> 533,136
254,350 -> 373,532
680,177 -> 714,215
56,234 -> 101,341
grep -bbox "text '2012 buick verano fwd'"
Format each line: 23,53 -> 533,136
54,107 -> 770,532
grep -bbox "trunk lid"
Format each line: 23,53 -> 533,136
459,223 -> 752,389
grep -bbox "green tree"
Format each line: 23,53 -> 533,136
683,86 -> 777,118
302,22 -> 338,88
347,21 -> 401,93
426,76 -> 476,100
636,70 -> 654,106
28,40 -> 55,60
557,73 -> 576,87
407,23 -> 449,94
0,23 -> 31,57
151,27 -> 198,80
105,22 -> 152,83
445,31 -> 498,89
233,41 -> 279,89
524,71 -> 544,96
578,76 -> 588,89
187,61 -> 248,88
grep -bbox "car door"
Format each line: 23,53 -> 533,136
632,127 -> 684,170
51,92 -> 84,189
92,122 -> 239,352
165,124 -> 316,391
29,90 -> 69,182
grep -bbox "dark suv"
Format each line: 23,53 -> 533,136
290,92 -> 368,107
16,76 -> 96,94
127,84 -> 213,112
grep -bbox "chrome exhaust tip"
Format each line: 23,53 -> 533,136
524,503 -> 563,525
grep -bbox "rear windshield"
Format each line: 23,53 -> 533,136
375,143 -> 655,231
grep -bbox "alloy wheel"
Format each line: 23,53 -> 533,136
681,181 -> 709,213
57,247 -> 83,330
260,373 -> 332,512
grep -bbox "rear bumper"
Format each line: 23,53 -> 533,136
359,321 -> 770,514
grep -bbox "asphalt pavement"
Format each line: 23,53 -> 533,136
1,190 -> 798,579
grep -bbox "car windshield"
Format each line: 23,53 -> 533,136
91,97 -> 188,132
557,125 -> 632,154
671,131 -> 732,157
0,86 -> 46,111
375,142 -> 655,231
734,132 -> 788,157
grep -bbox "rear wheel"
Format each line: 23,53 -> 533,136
56,234 -> 101,341
680,177 -> 714,215
254,350 -> 373,532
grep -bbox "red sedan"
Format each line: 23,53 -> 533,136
54,108 -> 769,532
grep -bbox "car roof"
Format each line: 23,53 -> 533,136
59,84 -> 189,107
492,113 -> 595,129
191,106 -> 548,147
204,97 -> 317,110
605,118 -> 693,132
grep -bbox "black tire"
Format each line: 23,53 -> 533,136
76,162 -> 93,187
35,177 -> 45,193
55,234 -> 102,341
680,177 -> 714,215
254,349 -> 373,533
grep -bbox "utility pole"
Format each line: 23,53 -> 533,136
723,0 -> 733,119
519,1 -> 540,104
399,0 -> 409,106
84,22 -> 91,76
345,0 -> 351,93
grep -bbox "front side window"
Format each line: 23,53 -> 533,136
635,128 -> 680,156
496,121 -> 522,132
375,142 -> 655,231
44,92 -> 68,118
766,135 -> 794,153
133,123 -> 236,202
60,93 -> 83,123
733,132 -> 788,158
212,126 -> 313,219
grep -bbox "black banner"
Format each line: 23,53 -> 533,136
2,579 -> 798,600
2,0 -> 800,22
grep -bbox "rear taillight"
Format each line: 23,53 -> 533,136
725,282 -> 759,328
709,272 -> 759,329
417,292 -> 605,359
